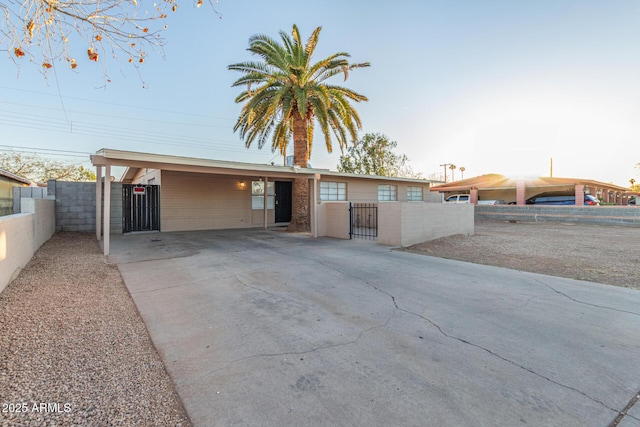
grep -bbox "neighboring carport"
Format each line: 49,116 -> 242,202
431,174 -> 631,205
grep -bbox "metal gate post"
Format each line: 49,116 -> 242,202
349,202 -> 353,239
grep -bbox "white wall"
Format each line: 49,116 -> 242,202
0,199 -> 55,293
378,202 -> 474,246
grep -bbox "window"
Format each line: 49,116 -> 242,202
252,181 -> 275,209
407,186 -> 423,201
320,181 -> 346,201
378,184 -> 397,201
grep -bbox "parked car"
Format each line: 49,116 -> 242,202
628,197 -> 636,205
477,200 -> 506,205
445,194 -> 470,203
526,194 -> 600,206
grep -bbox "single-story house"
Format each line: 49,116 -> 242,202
431,174 -> 632,205
91,149 -> 472,255
0,168 -> 32,216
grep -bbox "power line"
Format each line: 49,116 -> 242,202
0,100 -> 234,128
0,85 -> 236,121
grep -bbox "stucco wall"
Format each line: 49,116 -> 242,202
378,202 -> 474,246
131,168 -> 162,185
318,177 -> 433,203
321,202 -> 350,239
0,199 -> 55,293
160,171 -> 256,232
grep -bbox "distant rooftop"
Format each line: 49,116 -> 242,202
0,168 -> 32,186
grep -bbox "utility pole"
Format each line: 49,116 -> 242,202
439,163 -> 452,183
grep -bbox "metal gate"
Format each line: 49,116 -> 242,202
123,184 -> 160,233
349,203 -> 378,240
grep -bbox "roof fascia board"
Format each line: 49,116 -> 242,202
92,149 -> 439,185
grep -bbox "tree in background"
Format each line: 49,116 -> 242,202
229,24 -> 369,231
459,166 -> 466,180
0,151 -> 96,183
449,164 -> 457,182
1,0 -> 219,79
338,133 -> 422,179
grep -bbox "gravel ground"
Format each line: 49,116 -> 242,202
0,233 -> 190,427
402,219 -> 640,290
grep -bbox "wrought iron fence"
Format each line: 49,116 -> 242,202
349,203 -> 378,240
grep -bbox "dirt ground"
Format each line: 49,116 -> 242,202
402,220 -> 640,290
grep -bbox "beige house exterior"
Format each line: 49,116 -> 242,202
91,149 -> 471,255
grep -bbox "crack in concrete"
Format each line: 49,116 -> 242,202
186,271 -> 395,386
318,260 -> 622,415
529,275 -> 640,317
189,319 -> 393,386
394,303 -> 618,413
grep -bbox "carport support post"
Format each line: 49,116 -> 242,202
575,184 -> 585,206
96,166 -> 102,240
516,180 -> 526,206
103,165 -> 111,256
263,176 -> 268,230
313,174 -> 319,238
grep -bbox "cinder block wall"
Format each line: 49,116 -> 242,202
49,181 -> 122,234
475,205 -> 640,226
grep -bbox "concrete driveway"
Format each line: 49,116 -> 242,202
111,229 -> 640,427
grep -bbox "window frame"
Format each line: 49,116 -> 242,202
377,184 -> 398,201
407,186 -> 423,202
251,181 -> 275,209
319,181 -> 347,201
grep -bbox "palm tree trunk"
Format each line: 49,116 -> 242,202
288,114 -> 310,232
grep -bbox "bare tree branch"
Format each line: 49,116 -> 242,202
1,0 -> 220,82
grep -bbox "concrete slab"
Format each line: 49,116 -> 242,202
112,229 -> 640,427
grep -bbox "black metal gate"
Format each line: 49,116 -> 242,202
123,184 -> 160,233
349,203 -> 378,240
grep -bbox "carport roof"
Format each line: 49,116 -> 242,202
91,148 -> 440,185
430,173 -> 630,193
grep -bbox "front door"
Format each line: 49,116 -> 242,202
274,181 -> 292,223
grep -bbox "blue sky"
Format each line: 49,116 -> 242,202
1,0 -> 639,186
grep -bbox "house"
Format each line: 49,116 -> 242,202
0,168 -> 32,216
90,149 -> 473,255
431,174 -> 632,206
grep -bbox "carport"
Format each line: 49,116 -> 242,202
91,149 -> 324,255
431,173 -> 631,205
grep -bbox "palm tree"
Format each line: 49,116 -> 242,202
229,24 -> 369,231
459,166 -> 466,180
449,164 -> 457,182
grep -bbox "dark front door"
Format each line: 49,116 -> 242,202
275,181 -> 292,223
122,184 -> 160,232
